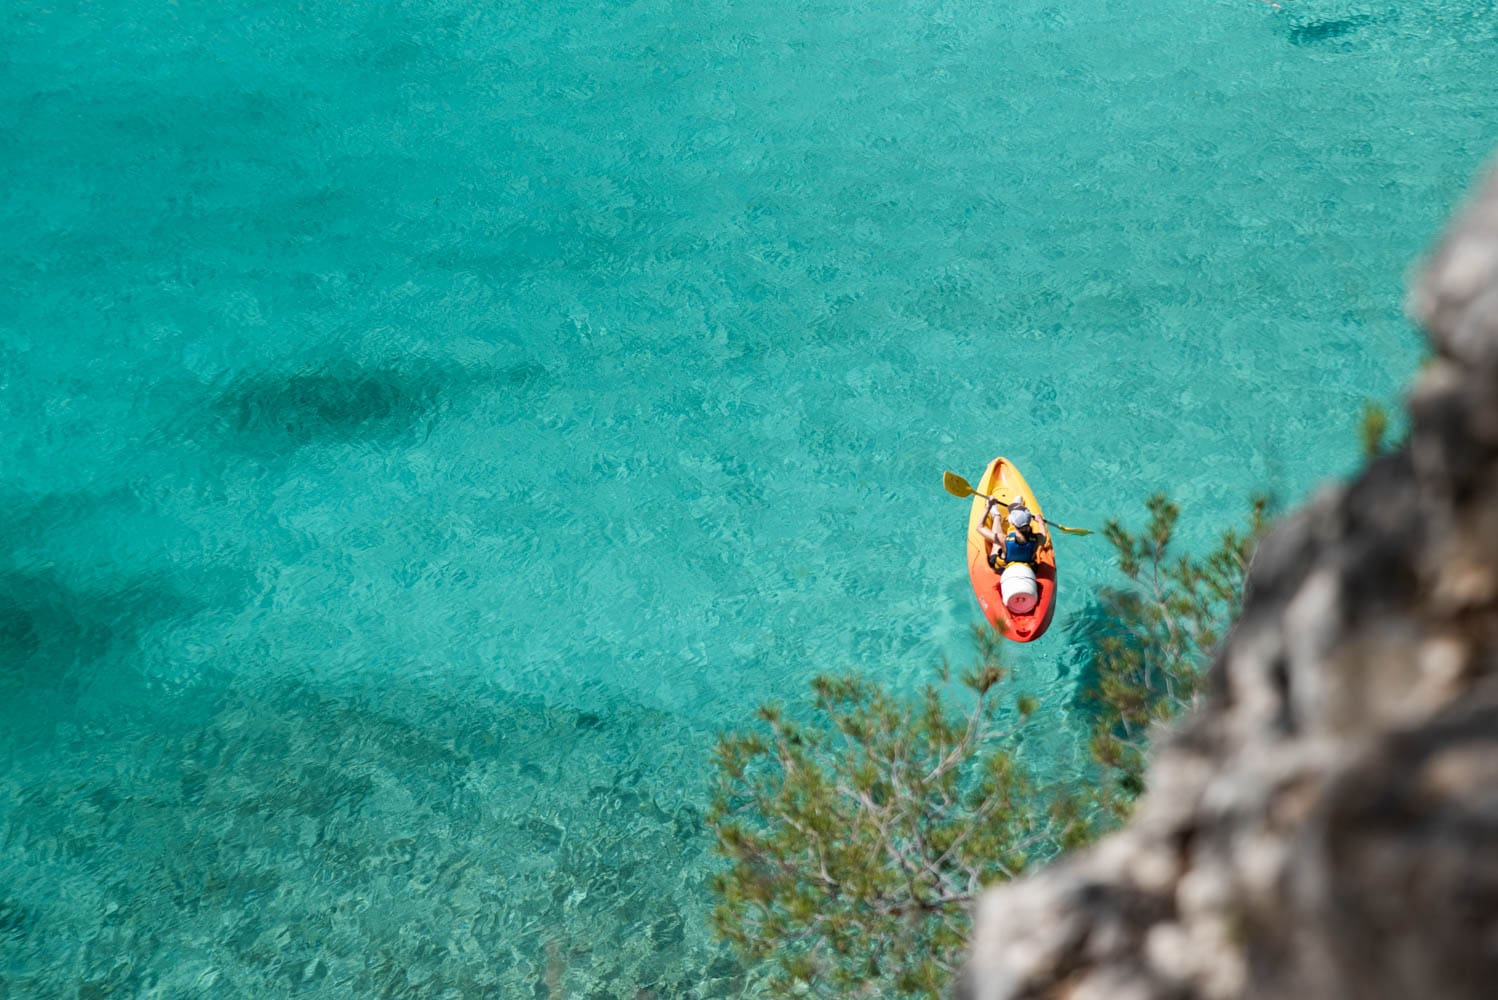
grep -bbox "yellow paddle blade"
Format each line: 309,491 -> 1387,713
1049,523 -> 1093,537
942,470 -> 975,498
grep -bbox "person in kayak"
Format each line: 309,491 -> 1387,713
978,497 -> 1018,567
980,499 -> 1050,570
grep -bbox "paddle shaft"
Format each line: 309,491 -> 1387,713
943,470 -> 1092,536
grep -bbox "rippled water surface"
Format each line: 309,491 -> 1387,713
3,0 -> 1497,994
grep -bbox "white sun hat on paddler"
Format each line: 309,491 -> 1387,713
1009,508 -> 1032,528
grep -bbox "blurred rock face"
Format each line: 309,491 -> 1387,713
962,159 -> 1498,1000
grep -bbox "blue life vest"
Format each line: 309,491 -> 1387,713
1004,530 -> 1040,564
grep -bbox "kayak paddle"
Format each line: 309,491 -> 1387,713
942,470 -> 1094,537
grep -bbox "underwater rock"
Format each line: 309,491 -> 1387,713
962,154 -> 1498,1000
1286,16 -> 1372,47
217,364 -> 443,447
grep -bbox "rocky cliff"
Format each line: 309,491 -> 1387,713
962,159 -> 1498,1000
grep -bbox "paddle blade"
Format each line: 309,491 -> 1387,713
942,470 -> 976,499
1049,522 -> 1093,537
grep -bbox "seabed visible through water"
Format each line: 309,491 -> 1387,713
3,0 -> 1496,994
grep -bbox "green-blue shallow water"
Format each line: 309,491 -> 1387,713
3,0 -> 1496,994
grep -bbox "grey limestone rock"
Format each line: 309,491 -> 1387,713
962,156 -> 1498,1000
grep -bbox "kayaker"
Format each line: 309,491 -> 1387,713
977,498 -> 1032,567
1003,507 -> 1049,564
981,501 -> 1049,570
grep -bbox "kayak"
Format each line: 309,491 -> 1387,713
964,456 -> 1058,643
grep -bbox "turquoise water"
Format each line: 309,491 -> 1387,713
3,0 -> 1496,993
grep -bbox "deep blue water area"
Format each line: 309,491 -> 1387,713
3,0 -> 1497,994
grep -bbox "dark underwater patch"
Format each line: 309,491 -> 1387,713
0,568 -> 134,675
1061,594 -> 1137,721
218,365 -> 444,447
0,565 -> 226,691
0,898 -> 34,941
1287,15 -> 1373,46
0,489 -> 114,546
193,355 -> 550,455
505,360 -> 549,388
0,486 -> 251,693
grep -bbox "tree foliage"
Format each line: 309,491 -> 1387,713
1360,401 -> 1390,458
1084,494 -> 1268,805
708,497 -> 1267,995
707,630 -> 1087,997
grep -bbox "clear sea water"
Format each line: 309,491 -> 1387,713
3,0 -> 1495,994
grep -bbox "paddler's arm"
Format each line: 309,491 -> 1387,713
1036,517 -> 1054,552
